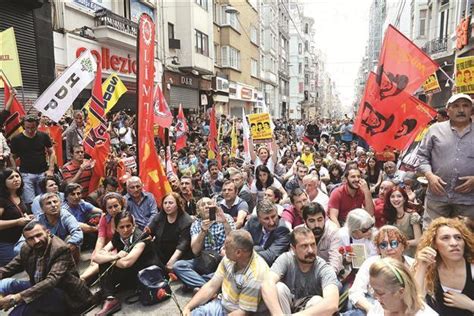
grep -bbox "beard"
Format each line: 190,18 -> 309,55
347,180 -> 360,190
312,227 -> 324,238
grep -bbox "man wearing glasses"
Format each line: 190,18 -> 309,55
347,226 -> 414,315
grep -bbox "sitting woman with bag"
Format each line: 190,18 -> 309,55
93,211 -> 160,315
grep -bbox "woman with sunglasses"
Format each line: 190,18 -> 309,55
368,258 -> 438,315
413,217 -> 474,316
384,186 -> 422,257
345,226 -> 415,315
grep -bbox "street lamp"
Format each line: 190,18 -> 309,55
224,5 -> 239,14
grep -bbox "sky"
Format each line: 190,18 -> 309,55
306,0 -> 372,114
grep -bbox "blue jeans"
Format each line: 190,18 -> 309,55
21,172 -> 45,205
173,259 -> 214,289
0,278 -> 68,315
192,299 -> 226,316
0,242 -> 16,267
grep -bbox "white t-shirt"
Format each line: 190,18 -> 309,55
254,156 -> 276,174
367,302 -> 438,316
250,178 -> 284,203
313,189 -> 329,211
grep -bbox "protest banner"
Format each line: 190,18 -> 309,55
247,112 -> 273,143
422,73 -> 441,94
34,49 -> 96,122
0,28 -> 22,88
455,56 -> 474,94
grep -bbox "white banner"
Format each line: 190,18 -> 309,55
34,50 -> 97,122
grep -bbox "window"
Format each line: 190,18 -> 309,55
221,7 -> 239,31
250,26 -> 258,44
195,0 -> 208,10
439,8 -> 449,39
298,43 -> 302,54
251,58 -> 258,77
298,62 -> 302,74
213,2 -> 219,23
214,43 -> 220,66
195,30 -> 209,56
168,23 -> 174,39
419,9 -> 427,36
304,41 -> 309,51
221,46 -> 240,69
304,23 -> 309,34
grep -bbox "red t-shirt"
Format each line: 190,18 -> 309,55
328,184 -> 365,223
281,205 -> 304,228
373,198 -> 386,228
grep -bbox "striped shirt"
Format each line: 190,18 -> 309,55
62,161 -> 92,197
215,252 -> 269,313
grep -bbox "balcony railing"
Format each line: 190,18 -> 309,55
95,9 -> 138,37
422,37 -> 448,54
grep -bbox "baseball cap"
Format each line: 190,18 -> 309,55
446,93 -> 473,108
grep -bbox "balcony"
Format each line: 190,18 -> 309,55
422,37 -> 448,55
94,9 -> 138,49
169,38 -> 181,49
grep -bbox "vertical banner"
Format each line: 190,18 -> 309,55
0,28 -> 23,88
153,84 -> 172,128
247,112 -> 273,143
34,50 -> 97,122
1,76 -> 25,139
137,13 -> 171,204
208,106 -> 221,168
242,108 -> 251,163
455,56 -> 474,94
230,118 -> 238,158
175,104 -> 188,151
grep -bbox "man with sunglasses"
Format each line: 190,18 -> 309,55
347,226 -> 414,315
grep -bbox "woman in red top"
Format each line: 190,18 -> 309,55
80,192 -> 126,283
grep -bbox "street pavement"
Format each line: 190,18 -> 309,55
0,250 -> 194,315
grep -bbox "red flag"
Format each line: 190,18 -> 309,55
84,61 -> 110,192
137,13 -> 171,205
208,106 -> 221,168
2,77 -> 25,139
354,72 -> 437,151
376,25 -> 438,100
153,84 -> 172,128
175,104 -> 187,151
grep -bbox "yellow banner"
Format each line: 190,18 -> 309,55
422,73 -> 441,94
0,28 -> 23,88
83,73 -> 127,135
247,112 -> 273,143
455,56 -> 474,94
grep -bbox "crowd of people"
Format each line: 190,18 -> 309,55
0,90 -> 472,316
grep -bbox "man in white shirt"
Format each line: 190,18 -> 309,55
303,174 -> 329,211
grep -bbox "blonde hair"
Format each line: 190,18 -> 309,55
370,258 -> 423,314
414,217 -> 474,296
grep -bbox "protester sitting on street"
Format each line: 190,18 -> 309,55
31,174 -> 64,216
182,230 -> 269,315
36,192 -> 82,262
245,199 -> 290,265
261,226 -> 340,315
373,180 -> 395,227
301,202 -> 343,274
180,175 -> 197,216
86,176 -> 119,208
219,180 -> 249,229
285,163 -> 308,192
147,192 -> 193,272
281,188 -> 310,230
327,162 -> 344,193
93,211 -> 159,316
251,164 -> 287,204
0,221 -> 94,315
81,192 -> 126,283
346,226 -> 415,315
303,173 -> 329,211
383,186 -> 422,257
228,167 -> 255,212
173,197 -> 235,292
202,160 -> 224,196
62,182 -> 102,250
62,144 -> 94,198
124,176 -> 158,231
365,156 -> 382,196
413,217 -> 474,316
0,168 -> 33,266
368,258 -> 438,316
328,167 -> 375,227
336,208 -> 378,262
249,138 -> 278,174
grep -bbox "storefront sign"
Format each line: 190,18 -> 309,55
241,87 -> 252,100
164,71 -> 199,89
76,46 -> 137,75
456,15 -> 471,50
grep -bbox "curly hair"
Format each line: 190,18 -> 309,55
373,225 -> 408,255
414,217 -> 474,297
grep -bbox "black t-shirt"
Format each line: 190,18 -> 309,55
0,197 -> 28,244
111,228 -> 156,270
11,131 -> 52,173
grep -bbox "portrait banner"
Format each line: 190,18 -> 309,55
247,112 -> 273,143
422,72 -> 441,94
0,28 -> 23,87
455,56 -> 474,94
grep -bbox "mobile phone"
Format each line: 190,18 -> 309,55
209,207 -> 216,221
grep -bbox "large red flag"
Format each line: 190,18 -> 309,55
175,104 -> 187,151
1,77 -> 25,139
39,124 -> 64,167
208,106 -> 221,168
137,13 -> 171,205
354,72 -> 437,151
375,25 -> 438,101
84,61 -> 110,192
153,84 -> 172,128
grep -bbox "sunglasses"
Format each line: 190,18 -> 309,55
360,224 -> 374,234
378,240 -> 400,250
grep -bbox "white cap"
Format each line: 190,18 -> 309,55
446,93 -> 473,108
